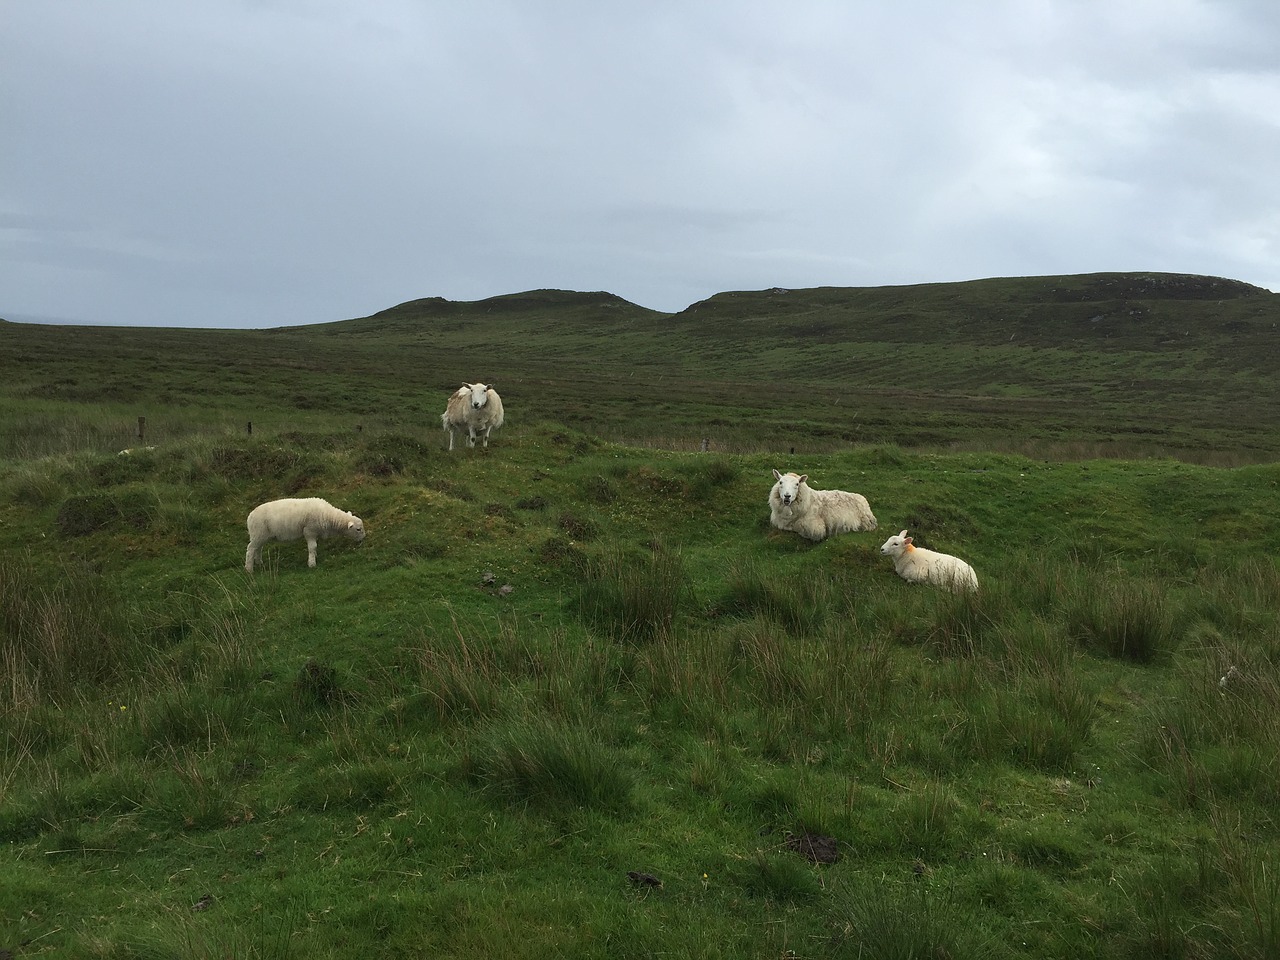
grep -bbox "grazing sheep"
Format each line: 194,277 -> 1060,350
879,530 -> 979,593
441,382 -> 505,450
768,469 -> 877,542
245,497 -> 365,573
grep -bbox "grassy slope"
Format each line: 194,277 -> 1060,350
4,272 -> 1280,459
2,274 -> 1280,958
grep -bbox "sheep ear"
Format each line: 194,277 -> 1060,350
348,520 -> 355,529
898,530 -> 909,538
904,536 -> 913,545
773,469 -> 782,480
798,475 -> 808,484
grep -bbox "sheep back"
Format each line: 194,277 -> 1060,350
245,497 -> 365,572
247,497 -> 362,541
881,532 -> 978,593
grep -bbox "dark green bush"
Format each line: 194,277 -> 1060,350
55,489 -> 154,537
355,433 -> 432,476
557,511 -> 599,541
293,659 -> 345,708
580,474 -> 617,504
88,449 -> 156,486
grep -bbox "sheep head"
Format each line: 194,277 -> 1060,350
346,513 -> 366,542
880,531 -> 912,556
772,471 -> 806,506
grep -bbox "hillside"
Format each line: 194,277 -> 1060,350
303,271 -> 1280,459
3,426 -> 1280,958
671,273 -> 1275,352
2,272 -> 1279,460
3,274 -> 1280,957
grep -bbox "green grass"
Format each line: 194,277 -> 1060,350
3,274 -> 1280,957
5,272 -> 1280,461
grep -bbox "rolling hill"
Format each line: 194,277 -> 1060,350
3,271 -> 1279,459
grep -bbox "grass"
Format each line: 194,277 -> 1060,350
4,430 -> 1278,957
4,272 -> 1280,462
2,274 -> 1280,957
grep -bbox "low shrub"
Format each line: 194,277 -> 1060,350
55,488 -> 155,537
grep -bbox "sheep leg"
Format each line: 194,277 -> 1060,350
481,426 -> 491,447
446,427 -> 455,451
306,535 -> 319,568
245,541 -> 260,574
466,426 -> 477,448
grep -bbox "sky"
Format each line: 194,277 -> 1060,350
3,1 -> 1280,328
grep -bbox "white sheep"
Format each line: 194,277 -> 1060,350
245,497 -> 366,573
441,382 -> 505,450
879,529 -> 979,593
768,469 -> 877,541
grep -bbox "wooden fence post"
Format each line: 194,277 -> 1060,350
136,416 -> 146,440
247,421 -> 253,436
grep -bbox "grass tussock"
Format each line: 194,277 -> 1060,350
0,557 -> 141,700
720,559 -> 842,633
962,672 -> 1097,771
463,721 -> 635,812
828,878 -> 987,959
1067,574 -> 1181,663
411,628 -> 508,726
575,546 -> 688,642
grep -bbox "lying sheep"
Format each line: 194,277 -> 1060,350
442,382 -> 505,450
768,469 -> 877,541
245,497 -> 365,573
879,530 -> 979,593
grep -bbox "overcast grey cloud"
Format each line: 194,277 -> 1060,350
3,0 -> 1279,327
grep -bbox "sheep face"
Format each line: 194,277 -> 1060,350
347,515 -> 366,542
466,382 -> 492,410
880,530 -> 911,556
771,470 -> 807,507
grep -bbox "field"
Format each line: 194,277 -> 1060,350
2,273 -> 1280,958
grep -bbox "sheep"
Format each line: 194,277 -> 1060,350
244,497 -> 365,573
768,469 -> 877,541
441,382 -> 505,450
879,530 -> 979,593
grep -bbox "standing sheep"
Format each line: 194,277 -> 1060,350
441,382 -> 505,451
768,469 -> 877,542
245,497 -> 366,573
879,530 -> 979,593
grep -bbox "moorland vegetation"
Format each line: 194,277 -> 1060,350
2,272 -> 1279,958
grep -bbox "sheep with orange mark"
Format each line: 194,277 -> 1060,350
441,382 -> 505,450
768,469 -> 877,541
879,530 -> 979,593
